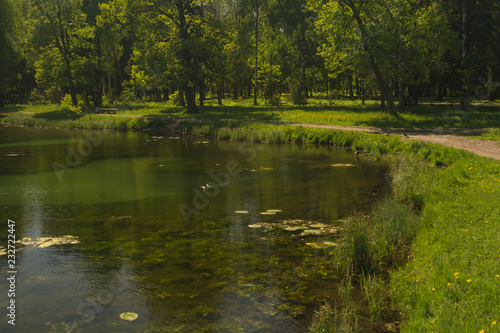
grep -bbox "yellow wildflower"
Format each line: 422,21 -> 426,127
467,279 -> 472,283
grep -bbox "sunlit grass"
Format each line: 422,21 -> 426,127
3,97 -> 500,133
390,156 -> 500,333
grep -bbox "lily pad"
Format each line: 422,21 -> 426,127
235,211 -> 249,214
119,312 -> 138,321
267,209 -> 282,213
305,242 -> 338,249
299,229 -> 322,236
260,211 -> 276,215
331,163 -> 356,167
309,223 -> 329,228
283,226 -> 309,231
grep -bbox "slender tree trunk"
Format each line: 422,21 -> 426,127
369,55 -> 396,114
398,79 -> 404,110
254,2 -> 259,105
487,67 -> 496,101
461,0 -> 467,64
179,91 -> 186,106
348,72 -> 354,99
217,86 -> 223,105
437,84 -> 443,101
344,0 -> 396,115
199,84 -> 205,107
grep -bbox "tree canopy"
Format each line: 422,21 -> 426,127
1,0 -> 498,112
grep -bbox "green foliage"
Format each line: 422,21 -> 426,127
370,198 -> 422,266
309,303 -> 337,333
361,275 -> 386,325
0,0 -> 21,105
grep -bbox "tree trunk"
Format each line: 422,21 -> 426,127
254,2 -> 259,106
217,86 -> 223,105
348,72 -> 354,99
437,84 -> 443,100
179,91 -> 186,107
199,84 -> 205,107
185,87 -> 197,113
369,55 -> 396,114
345,1 -> 396,115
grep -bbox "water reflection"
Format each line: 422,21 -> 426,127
0,125 -> 388,332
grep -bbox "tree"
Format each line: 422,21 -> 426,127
129,0 -> 226,113
29,0 -> 96,106
0,0 -> 21,106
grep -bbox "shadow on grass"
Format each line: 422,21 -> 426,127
32,109 -> 84,121
0,105 -> 25,114
353,104 -> 500,129
155,105 -> 281,122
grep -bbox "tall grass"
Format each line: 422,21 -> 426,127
1,113 -> 170,131
361,274 -> 386,325
310,274 -> 360,333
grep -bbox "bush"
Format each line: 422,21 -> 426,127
328,89 -> 341,100
29,89 -> 50,105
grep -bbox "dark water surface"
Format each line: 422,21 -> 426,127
0,125 -> 389,332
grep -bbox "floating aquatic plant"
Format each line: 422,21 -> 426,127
18,236 -> 80,249
119,312 -> 138,321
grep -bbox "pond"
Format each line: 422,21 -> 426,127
0,125 -> 389,332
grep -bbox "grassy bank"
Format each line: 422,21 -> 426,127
0,112 -> 170,130
1,103 -> 499,332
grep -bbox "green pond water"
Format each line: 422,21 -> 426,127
0,125 -> 389,332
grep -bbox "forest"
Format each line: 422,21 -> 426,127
0,0 -> 499,115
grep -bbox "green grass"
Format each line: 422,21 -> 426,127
362,274 -> 387,325
390,156 -> 500,333
2,97 -> 500,138
1,112 -> 171,130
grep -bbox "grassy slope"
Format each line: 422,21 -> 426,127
390,155 -> 500,333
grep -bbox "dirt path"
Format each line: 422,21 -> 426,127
11,112 -> 500,160
280,122 -> 500,160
